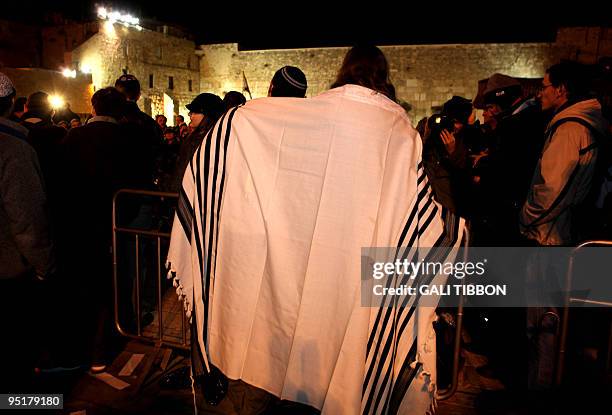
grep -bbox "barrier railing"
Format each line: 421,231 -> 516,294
436,227 -> 470,401
555,239 -> 612,386
111,189 -> 189,351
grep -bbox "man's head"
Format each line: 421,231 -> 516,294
115,74 -> 141,102
91,87 -> 125,120
155,115 -> 167,128
442,96 -> 473,132
186,93 -> 223,128
70,118 -> 82,129
483,73 -> 522,112
268,66 -> 308,98
176,114 -> 185,125
12,96 -> 27,118
539,62 -> 589,112
223,91 -> 247,109
25,91 -> 52,117
483,103 -> 502,129
331,44 -> 396,101
0,72 -> 16,117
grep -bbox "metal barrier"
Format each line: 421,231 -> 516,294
112,188 -> 472,393
112,189 -> 189,351
436,227 -> 470,401
555,240 -> 612,386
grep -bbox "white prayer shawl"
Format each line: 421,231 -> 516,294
167,85 -> 465,414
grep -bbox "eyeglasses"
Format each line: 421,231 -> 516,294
537,83 -> 554,94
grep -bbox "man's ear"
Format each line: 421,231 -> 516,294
558,84 -> 568,99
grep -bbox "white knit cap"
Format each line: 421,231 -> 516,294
0,72 -> 15,98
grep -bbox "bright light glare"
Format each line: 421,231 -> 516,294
97,6 -> 140,29
62,68 -> 76,78
48,95 -> 65,109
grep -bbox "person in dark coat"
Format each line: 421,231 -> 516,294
60,87 -> 148,371
0,72 -> 55,391
115,74 -> 164,189
170,93 -> 223,193
474,73 -> 550,246
21,92 -> 66,212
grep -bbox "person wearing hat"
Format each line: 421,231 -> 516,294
422,95 -> 476,216
169,93 -> 223,192
467,73 -> 550,394
482,73 -> 523,126
474,73 -> 548,245
268,66 -> 308,98
0,72 -> 55,390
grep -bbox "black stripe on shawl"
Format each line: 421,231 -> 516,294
177,187 -> 193,242
364,180 -> 431,388
213,107 -> 240,279
366,170 -> 431,354
363,178 -> 461,415
191,144 -> 208,372
202,112 -> 228,343
363,170 -> 439,414
385,341 -> 420,414
385,209 -> 461,414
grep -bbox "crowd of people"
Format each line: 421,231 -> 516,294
0,63 -> 311,391
1,44 -> 611,413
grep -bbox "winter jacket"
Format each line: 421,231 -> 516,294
520,98 -> 609,245
0,117 -> 55,279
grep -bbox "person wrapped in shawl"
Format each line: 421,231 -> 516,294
167,45 -> 465,414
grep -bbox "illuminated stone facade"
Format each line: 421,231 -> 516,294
200,42 -> 565,122
69,22 -> 200,125
48,24 -> 611,123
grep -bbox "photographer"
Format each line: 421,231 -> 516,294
423,96 -> 476,216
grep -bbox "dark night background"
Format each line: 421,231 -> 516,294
1,1 -> 611,49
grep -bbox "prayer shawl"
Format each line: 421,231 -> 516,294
167,85 -> 465,414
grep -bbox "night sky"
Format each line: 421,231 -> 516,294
1,1 -> 610,49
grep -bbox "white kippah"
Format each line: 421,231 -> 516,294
0,72 -> 15,98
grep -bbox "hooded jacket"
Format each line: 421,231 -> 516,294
520,98 -> 609,245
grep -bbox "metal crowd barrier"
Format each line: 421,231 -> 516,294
111,189 -> 189,351
555,239 -> 612,386
111,188 -> 473,394
436,227 -> 470,401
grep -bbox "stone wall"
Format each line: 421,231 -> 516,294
2,67 -> 93,114
200,42 -> 567,121
70,22 -> 200,123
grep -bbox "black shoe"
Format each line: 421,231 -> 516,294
159,366 -> 192,390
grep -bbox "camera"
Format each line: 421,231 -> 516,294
427,113 -> 455,135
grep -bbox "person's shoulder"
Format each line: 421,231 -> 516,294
0,130 -> 38,161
